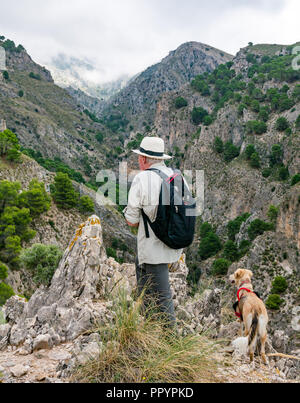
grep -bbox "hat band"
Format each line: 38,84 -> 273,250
139,147 -> 164,157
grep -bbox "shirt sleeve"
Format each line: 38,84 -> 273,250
123,175 -> 142,225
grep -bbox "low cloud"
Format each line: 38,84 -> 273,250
0,0 -> 298,83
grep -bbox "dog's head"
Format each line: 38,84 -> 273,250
229,268 -> 253,288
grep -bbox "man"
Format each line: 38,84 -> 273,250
123,137 -> 184,328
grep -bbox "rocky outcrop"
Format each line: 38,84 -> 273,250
0,215 -> 223,349
0,215 -> 299,382
1,216 -> 126,352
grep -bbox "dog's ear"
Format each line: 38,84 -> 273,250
234,269 -> 245,279
246,270 -> 253,279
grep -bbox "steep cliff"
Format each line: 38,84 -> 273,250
101,42 -> 233,133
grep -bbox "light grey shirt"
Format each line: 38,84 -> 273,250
123,162 -> 183,265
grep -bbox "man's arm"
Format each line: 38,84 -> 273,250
123,175 -> 142,228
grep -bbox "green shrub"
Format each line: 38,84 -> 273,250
258,106 -> 270,122
18,90 -> 24,97
18,180 -> 51,218
191,107 -> 209,125
246,120 -> 267,135
269,144 -> 283,167
191,76 -> 210,96
278,166 -> 289,181
295,115 -> 300,129
262,168 -> 272,178
271,276 -> 288,294
238,240 -> 251,258
291,174 -> 300,186
222,241 -> 239,262
6,148 -> 21,162
248,219 -> 274,241
238,103 -> 247,116
267,205 -> 279,223
211,259 -> 231,276
0,129 -> 21,160
199,222 -> 214,238
265,294 -> 284,310
174,97 -> 188,109
0,282 -> 15,306
213,137 -> 224,154
78,195 -> 94,214
0,180 -> 53,267
245,144 -> 256,160
224,141 -> 240,162
250,152 -> 261,168
95,132 -> 104,143
19,244 -> 63,287
0,262 -> 8,280
198,232 -> 222,260
106,247 -> 117,259
275,117 -> 289,131
51,172 -> 79,210
227,213 -> 251,241
203,115 -> 213,126
3,71 -> 9,80
29,72 -> 41,80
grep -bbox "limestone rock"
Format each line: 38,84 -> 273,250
10,364 -> 28,378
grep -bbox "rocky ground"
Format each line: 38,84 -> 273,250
0,215 -> 299,384
0,340 -> 298,384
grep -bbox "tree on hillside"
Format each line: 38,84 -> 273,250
275,117 -> 289,131
51,173 -> 79,210
18,180 -> 51,218
191,107 -> 209,125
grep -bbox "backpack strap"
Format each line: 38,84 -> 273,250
142,210 -> 150,239
141,168 -> 174,239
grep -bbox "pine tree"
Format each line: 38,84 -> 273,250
51,173 -> 79,210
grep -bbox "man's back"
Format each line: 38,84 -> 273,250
124,162 -> 183,265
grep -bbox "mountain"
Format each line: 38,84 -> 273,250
149,42 -> 300,354
100,41 -> 233,132
46,53 -> 130,101
1,36 -> 300,381
0,37 -> 125,182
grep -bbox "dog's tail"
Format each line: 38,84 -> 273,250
248,312 -> 258,347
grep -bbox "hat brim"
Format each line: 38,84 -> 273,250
132,149 -> 173,160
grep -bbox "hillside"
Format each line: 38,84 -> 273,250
146,42 -> 300,355
0,37 -> 124,182
0,154 -> 136,299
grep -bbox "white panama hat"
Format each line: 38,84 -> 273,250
133,137 -> 172,160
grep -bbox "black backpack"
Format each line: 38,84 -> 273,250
142,168 -> 196,250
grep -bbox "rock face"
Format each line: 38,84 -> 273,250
2,216 -> 114,351
101,42 -> 233,131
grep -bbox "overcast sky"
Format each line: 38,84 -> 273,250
0,0 -> 299,83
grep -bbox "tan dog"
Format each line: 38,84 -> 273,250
229,268 -> 269,364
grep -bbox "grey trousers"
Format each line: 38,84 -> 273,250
135,257 -> 176,328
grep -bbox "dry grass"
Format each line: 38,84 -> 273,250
71,289 -> 220,383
